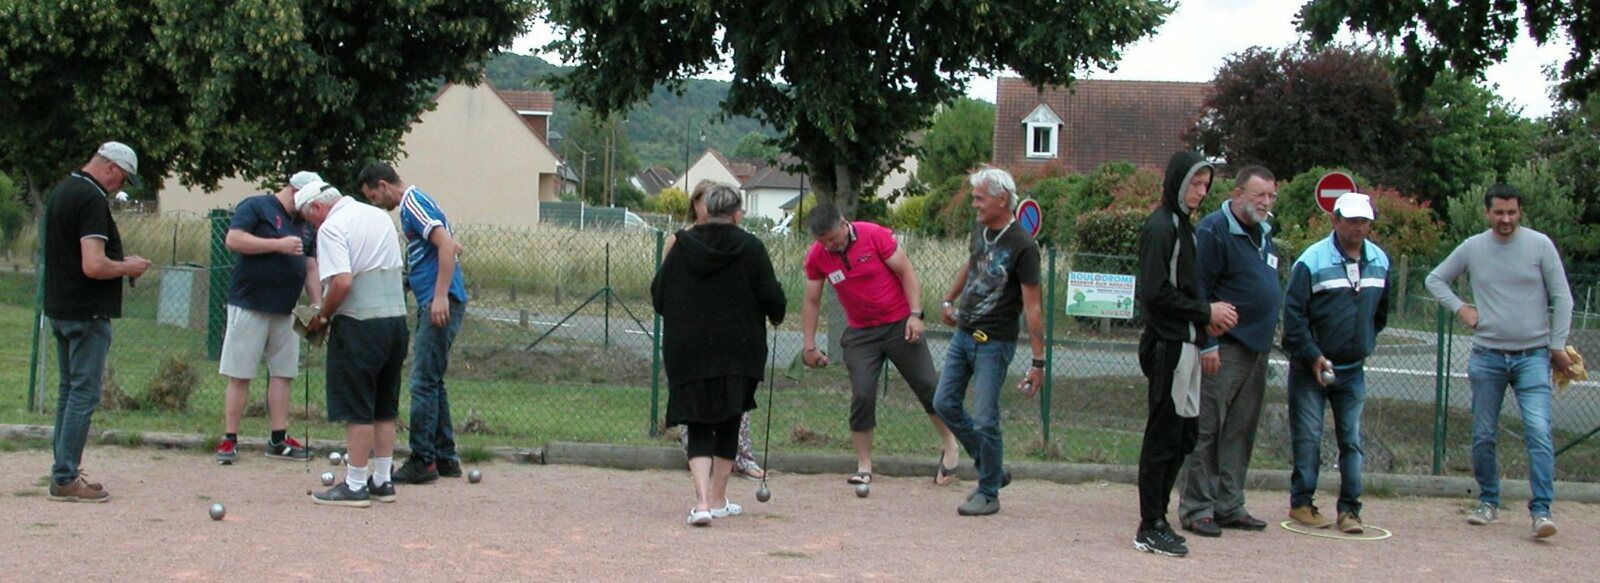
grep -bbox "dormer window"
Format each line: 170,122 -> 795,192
1022,103 -> 1062,159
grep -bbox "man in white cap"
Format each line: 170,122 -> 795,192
1280,192 -> 1391,534
298,180 -> 409,507
212,171 -> 325,464
43,142 -> 153,502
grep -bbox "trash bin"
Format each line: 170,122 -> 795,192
158,263 -> 206,329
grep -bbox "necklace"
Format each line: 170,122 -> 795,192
983,220 -> 1014,248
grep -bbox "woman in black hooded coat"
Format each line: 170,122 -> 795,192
651,182 -> 786,526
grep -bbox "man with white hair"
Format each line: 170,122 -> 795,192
933,165 -> 1044,516
299,180 -> 409,507
213,171 -> 323,464
44,142 -> 153,502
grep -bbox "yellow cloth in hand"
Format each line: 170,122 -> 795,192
1555,345 -> 1587,393
292,305 -> 328,346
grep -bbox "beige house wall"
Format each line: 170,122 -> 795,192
159,82 -> 560,226
672,152 -> 740,193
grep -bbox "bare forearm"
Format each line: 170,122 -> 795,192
318,276 -> 352,319
802,280 -> 823,349
226,230 -> 287,255
303,258 -> 322,305
944,262 -> 969,302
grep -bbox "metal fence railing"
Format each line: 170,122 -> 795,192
2,212 -> 1596,482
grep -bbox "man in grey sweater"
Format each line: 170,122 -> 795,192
1425,183 -> 1572,539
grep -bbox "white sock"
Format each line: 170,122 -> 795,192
372,456 -> 393,486
345,464 -> 370,491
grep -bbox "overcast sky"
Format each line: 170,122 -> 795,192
513,0 -> 1573,118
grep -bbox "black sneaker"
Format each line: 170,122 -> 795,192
367,478 -> 396,503
313,482 -> 371,508
392,457 -> 439,484
1134,520 -> 1189,557
436,458 -> 463,478
265,437 -> 312,461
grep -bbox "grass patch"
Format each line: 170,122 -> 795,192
29,522 -> 57,529
459,446 -> 495,464
100,431 -> 145,448
34,476 -> 49,487
195,494 -> 212,501
13,490 -> 40,497
766,551 -> 809,560
0,437 -> 52,452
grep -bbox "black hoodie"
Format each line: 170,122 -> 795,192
1136,151 -> 1214,344
652,223 -> 787,386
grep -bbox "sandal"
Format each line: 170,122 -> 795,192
935,455 -> 958,486
847,471 -> 873,485
686,508 -> 713,526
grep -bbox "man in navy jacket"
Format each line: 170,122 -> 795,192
1179,165 -> 1280,537
1281,193 -> 1391,534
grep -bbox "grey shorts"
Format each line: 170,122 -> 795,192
219,305 -> 299,379
840,318 -> 940,431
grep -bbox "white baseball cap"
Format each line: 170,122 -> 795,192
289,171 -> 323,190
1333,192 -> 1375,220
294,180 -> 339,212
96,142 -> 140,186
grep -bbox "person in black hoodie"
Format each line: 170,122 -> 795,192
652,183 -> 786,527
1132,151 -> 1237,557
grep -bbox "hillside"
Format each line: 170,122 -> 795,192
485,52 -> 779,173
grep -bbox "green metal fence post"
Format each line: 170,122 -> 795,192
206,208 -> 231,360
604,242 -> 612,348
26,211 -> 46,412
1041,246 -> 1057,445
649,231 -> 663,437
1432,305 -> 1449,475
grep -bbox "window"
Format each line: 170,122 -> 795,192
1021,103 -> 1062,159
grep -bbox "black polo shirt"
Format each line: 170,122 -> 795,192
44,171 -> 124,320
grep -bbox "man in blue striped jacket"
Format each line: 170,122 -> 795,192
1280,192 -> 1391,535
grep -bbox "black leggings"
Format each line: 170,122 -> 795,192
684,416 -> 742,460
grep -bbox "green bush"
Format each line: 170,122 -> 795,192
1279,185 -> 1444,261
648,187 -> 690,220
0,171 -> 26,249
1073,207 -> 1147,257
889,195 -> 927,232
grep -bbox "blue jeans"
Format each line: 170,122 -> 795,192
1288,363 -> 1365,515
933,330 -> 1016,498
50,319 -> 113,485
1468,346 -> 1555,516
408,300 -> 465,463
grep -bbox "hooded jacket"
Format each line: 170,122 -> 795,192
652,223 -> 787,386
1136,151 -> 1214,344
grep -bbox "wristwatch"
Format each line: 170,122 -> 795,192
911,310 -> 924,319
1031,358 -> 1046,369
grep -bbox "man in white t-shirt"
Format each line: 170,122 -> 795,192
297,181 -> 408,507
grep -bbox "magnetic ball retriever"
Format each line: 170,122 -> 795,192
755,485 -> 771,503
208,503 -> 226,521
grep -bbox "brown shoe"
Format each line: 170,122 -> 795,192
79,470 -> 104,491
1337,511 -> 1365,534
1289,504 -> 1333,528
48,477 -> 109,503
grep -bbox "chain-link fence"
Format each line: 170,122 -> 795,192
3,211 -> 1596,481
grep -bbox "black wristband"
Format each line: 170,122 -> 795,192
1031,358 -> 1046,368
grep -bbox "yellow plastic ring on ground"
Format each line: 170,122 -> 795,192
1279,520 -> 1394,541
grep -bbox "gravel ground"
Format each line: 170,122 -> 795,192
4,446 -> 1597,581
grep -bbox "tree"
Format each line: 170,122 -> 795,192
731,130 -> 780,161
562,109 -> 642,206
916,98 -> 995,188
0,1 -> 534,205
1187,46 -> 1535,211
546,0 -> 1172,217
1298,0 -> 1600,103
1538,94 -> 1600,223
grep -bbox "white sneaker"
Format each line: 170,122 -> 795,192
686,508 -> 713,526
1467,502 -> 1498,525
710,498 -> 743,518
1533,515 -> 1557,538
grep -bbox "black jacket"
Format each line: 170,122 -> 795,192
1136,151 -> 1214,343
652,223 -> 787,386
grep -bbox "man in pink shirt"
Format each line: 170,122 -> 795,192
801,205 -> 961,486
